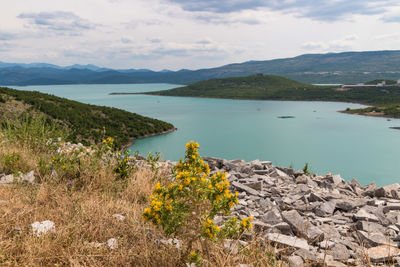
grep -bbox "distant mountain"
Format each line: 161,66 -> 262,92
1,50 -> 400,85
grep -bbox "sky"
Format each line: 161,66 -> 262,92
1,0 -> 400,70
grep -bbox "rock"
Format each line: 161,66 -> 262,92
336,199 -> 365,212
308,192 -> 324,202
295,175 -> 308,184
260,208 -> 282,225
273,222 -> 292,235
246,181 -> 263,191
327,243 -> 351,261
315,201 -> 336,217
325,174 -> 344,185
325,260 -> 347,267
265,233 -> 309,250
375,183 -> 400,198
349,178 -> 362,189
383,203 -> 400,213
357,230 -> 397,248
22,171 -> 35,183
367,245 -> 400,263
363,182 -> 377,197
0,174 -> 14,184
157,238 -> 183,249
288,255 -> 304,267
30,220 -> 56,236
356,221 -> 385,234
354,208 -> 379,222
107,238 -> 118,250
231,181 -> 260,195
319,224 -> 341,239
392,189 -> 400,199
224,239 -> 239,255
282,210 -> 324,242
112,214 -> 126,221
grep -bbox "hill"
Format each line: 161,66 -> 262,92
0,87 -> 174,147
1,50 -> 400,85
144,74 -> 400,118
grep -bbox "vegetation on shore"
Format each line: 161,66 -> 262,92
146,74 -> 400,118
0,87 -> 174,147
0,116 -> 278,266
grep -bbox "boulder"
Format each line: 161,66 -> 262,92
327,243 -> 351,261
107,238 -> 118,250
367,245 -> 400,263
374,183 -> 400,198
315,201 -> 336,217
282,210 -> 324,242
356,230 -> 397,248
30,220 -> 56,236
353,208 -> 379,222
288,255 -> 304,267
231,181 -> 260,196
265,233 -> 309,250
260,208 -> 282,225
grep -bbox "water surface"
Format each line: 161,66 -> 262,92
10,83 -> 400,186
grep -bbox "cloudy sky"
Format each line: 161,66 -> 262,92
1,0 -> 400,70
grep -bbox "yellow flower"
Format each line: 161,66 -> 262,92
207,219 -> 212,224
208,184 -> 213,189
191,251 -> 196,256
155,182 -> 161,191
216,195 -> 221,201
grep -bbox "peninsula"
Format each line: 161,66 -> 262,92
123,74 -> 400,118
0,87 -> 175,147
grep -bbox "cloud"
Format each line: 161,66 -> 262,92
123,19 -> 165,29
301,35 -> 359,51
382,15 -> 400,22
191,11 -> 264,25
0,31 -> 18,40
18,11 -> 97,33
373,33 -> 400,40
0,42 -> 12,52
165,0 -> 399,22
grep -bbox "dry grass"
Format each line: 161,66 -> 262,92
0,135 -> 280,266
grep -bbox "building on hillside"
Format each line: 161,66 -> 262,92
398,79 -> 400,84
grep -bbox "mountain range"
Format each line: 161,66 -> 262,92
1,50 -> 400,85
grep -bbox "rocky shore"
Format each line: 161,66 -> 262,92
202,157 -> 400,266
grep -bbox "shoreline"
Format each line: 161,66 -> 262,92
111,92 -> 400,119
123,127 -> 177,149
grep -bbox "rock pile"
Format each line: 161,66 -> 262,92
203,157 -> 400,266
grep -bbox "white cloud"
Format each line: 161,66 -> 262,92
0,0 -> 399,70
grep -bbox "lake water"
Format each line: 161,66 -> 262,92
9,83 -> 400,186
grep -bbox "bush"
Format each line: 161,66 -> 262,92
142,141 -> 252,265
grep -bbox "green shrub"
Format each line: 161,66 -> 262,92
143,141 -> 252,264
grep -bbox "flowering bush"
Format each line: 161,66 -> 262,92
142,141 -> 253,264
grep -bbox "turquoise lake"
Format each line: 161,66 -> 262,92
9,83 -> 400,186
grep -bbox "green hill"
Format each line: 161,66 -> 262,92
145,74 -> 400,118
0,87 -> 174,147
146,74 -> 328,100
